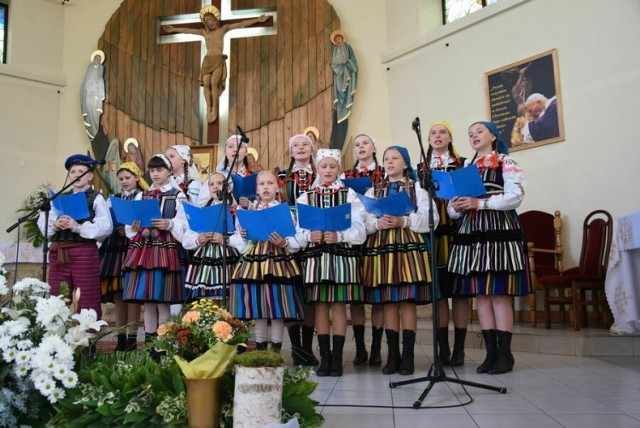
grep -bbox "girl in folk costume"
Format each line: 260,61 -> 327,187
339,133 -> 385,367
206,135 -> 255,209
122,154 -> 187,348
165,144 -> 202,204
362,146 -> 439,375
228,170 -> 305,352
416,121 -> 470,367
182,172 -> 240,300
99,162 -> 148,351
448,121 -> 529,375
297,149 -> 366,376
38,154 -> 113,319
277,133 -> 319,366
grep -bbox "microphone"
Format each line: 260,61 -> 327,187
215,190 -> 223,200
412,117 -> 421,131
236,125 -> 250,144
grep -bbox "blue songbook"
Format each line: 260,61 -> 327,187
432,164 -> 486,200
49,190 -> 90,221
236,203 -> 296,241
183,202 -> 234,234
231,174 -> 258,199
357,191 -> 414,217
342,177 -> 372,195
109,197 -> 162,228
297,203 -> 352,232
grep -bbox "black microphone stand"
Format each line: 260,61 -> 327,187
218,127 -> 248,307
6,164 -> 99,283
389,118 -> 505,407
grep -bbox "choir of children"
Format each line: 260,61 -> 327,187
42,121 -> 526,376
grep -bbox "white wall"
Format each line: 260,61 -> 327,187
382,0 -> 640,265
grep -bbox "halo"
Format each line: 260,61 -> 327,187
303,126 -> 320,140
199,5 -> 221,21
330,29 -> 347,45
90,49 -> 105,64
247,147 -> 259,161
123,137 -> 139,153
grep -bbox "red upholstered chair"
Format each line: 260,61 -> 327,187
519,210 -> 564,327
538,210 -> 613,330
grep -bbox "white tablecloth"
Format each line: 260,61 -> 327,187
605,212 -> 640,335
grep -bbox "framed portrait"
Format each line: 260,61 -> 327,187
485,49 -> 565,152
191,144 -> 218,182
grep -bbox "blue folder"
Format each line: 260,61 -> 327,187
432,164 -> 486,200
231,174 -> 258,199
49,190 -> 90,221
183,202 -> 234,234
109,197 -> 162,228
236,203 -> 296,241
357,191 -> 414,217
297,203 -> 352,232
342,177 -> 372,195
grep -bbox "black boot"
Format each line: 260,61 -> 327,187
399,330 -> 416,375
126,334 -> 138,352
352,325 -> 368,366
436,327 -> 451,366
301,326 -> 319,366
369,327 -> 383,366
489,330 -> 515,374
116,333 -> 127,352
316,334 -> 332,376
288,325 -> 304,365
450,328 -> 467,367
477,329 -> 497,373
330,335 -> 346,376
256,341 -> 268,351
382,329 -> 401,375
271,342 -> 282,353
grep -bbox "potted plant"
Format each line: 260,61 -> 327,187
232,350 -> 285,427
154,299 -> 251,428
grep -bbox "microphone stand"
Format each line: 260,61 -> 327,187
6,164 -> 99,283
389,118 -> 505,407
218,127 -> 247,307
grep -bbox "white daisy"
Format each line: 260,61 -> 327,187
61,371 -> 78,388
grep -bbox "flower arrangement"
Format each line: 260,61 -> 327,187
15,184 -> 51,248
0,264 -> 106,427
155,299 -> 251,379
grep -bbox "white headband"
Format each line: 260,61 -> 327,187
152,153 -> 172,170
170,145 -> 192,164
288,134 -> 314,152
316,148 -> 341,166
354,133 -> 377,151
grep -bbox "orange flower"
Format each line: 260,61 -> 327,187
157,322 -> 173,336
212,321 -> 233,342
182,310 -> 201,323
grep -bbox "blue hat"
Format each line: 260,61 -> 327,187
476,121 -> 509,155
385,145 -> 416,180
64,154 -> 94,170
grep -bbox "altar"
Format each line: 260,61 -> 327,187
605,211 -> 640,334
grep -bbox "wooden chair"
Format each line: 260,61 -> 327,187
538,210 -> 613,330
520,210 -> 564,327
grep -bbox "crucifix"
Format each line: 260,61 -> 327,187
159,1 -> 276,144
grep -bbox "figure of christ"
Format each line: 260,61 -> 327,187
164,5 -> 268,123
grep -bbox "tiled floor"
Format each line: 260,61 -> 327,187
287,322 -> 640,428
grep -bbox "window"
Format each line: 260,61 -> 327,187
0,2 -> 7,64
443,0 -> 499,24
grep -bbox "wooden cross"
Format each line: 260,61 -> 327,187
158,0 -> 276,145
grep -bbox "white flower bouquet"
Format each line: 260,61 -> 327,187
0,261 -> 106,420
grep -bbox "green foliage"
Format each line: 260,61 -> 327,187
15,185 -> 51,248
52,352 -> 187,427
281,367 -> 324,428
232,350 -> 284,368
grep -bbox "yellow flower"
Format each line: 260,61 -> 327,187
212,321 -> 233,342
182,311 -> 201,323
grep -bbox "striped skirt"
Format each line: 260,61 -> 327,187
448,209 -> 530,296
99,232 -> 128,300
232,241 -> 302,285
300,243 -> 362,303
229,283 -> 304,321
362,228 -> 432,304
122,231 -> 185,303
185,242 -> 240,299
